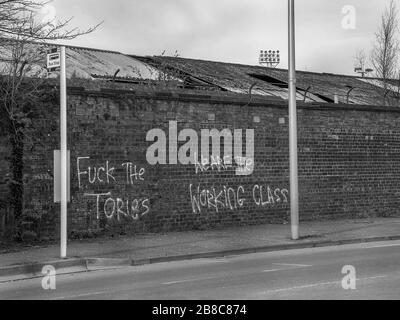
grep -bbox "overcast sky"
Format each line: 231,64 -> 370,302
46,0 -> 391,75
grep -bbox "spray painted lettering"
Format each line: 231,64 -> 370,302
77,156 -> 150,221
189,183 -> 288,214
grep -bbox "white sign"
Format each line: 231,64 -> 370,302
47,52 -> 61,69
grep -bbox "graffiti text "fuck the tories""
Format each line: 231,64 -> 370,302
77,156 -> 150,221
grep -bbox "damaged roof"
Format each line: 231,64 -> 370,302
133,55 -> 393,106
64,46 -> 162,80
1,40 -> 398,106
0,42 -> 165,81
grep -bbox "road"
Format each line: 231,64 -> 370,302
1,239 -> 400,300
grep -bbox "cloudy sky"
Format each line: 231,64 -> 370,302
44,0 -> 391,75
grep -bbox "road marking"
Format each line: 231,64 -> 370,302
262,268 -> 286,273
164,263 -> 312,284
265,280 -> 339,293
272,263 -> 313,267
363,275 -> 387,280
364,243 -> 400,249
50,290 -> 109,300
263,264 -> 312,273
261,275 -> 387,294
162,275 -> 218,285
163,263 -> 312,285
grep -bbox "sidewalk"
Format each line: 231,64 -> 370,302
1,217 -> 400,270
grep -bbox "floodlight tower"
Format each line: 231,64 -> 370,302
354,67 -> 373,78
259,50 -> 281,68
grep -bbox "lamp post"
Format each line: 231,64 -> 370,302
288,0 -> 299,240
48,45 -> 69,258
60,46 -> 67,258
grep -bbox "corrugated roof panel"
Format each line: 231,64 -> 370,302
0,43 -> 165,81
65,47 -> 161,80
145,56 -> 351,102
220,86 -> 247,94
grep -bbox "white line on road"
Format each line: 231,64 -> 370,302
164,265 -> 313,285
261,275 -> 387,294
263,264 -> 312,273
162,276 -> 218,285
363,243 -> 400,249
262,268 -> 287,273
50,290 -> 109,300
164,267 -> 294,284
272,263 -> 313,267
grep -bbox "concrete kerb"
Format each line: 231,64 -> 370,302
0,258 -> 88,283
0,258 -> 132,283
1,234 -> 400,282
130,235 -> 400,265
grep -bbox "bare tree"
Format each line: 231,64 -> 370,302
0,0 -> 99,41
0,0 -> 100,240
371,0 -> 399,104
355,49 -> 367,71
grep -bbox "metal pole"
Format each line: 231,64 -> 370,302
288,0 -> 299,240
60,46 -> 67,258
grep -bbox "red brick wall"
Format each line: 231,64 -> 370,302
3,81 -> 400,237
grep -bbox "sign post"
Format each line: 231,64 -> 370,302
288,0 -> 299,240
60,46 -> 67,258
48,46 -> 68,258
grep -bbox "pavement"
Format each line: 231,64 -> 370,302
1,217 -> 400,282
2,239 -> 400,299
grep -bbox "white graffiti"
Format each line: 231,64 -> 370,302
194,154 -> 253,175
122,162 -> 145,184
84,192 -> 149,221
189,183 -> 288,214
189,184 -> 245,214
77,157 -> 116,188
252,185 -> 288,207
77,156 -> 150,221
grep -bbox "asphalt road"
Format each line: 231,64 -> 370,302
1,239 -> 400,300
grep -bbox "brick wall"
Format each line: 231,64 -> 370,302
0,134 -> 10,235
2,81 -> 400,238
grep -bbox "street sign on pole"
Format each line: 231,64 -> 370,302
288,0 -> 299,240
59,46 -> 68,258
46,47 -> 61,72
